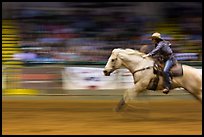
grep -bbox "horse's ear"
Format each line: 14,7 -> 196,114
118,52 -> 129,60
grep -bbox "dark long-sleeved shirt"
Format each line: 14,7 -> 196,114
148,40 -> 174,60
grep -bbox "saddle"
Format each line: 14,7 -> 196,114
153,62 -> 183,77
147,61 -> 183,90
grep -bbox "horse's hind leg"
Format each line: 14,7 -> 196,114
185,87 -> 202,103
196,88 -> 202,102
192,91 -> 202,103
198,92 -> 202,102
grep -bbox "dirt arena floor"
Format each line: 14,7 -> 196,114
2,95 -> 202,135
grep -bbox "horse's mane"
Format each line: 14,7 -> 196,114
112,48 -> 153,61
125,48 -> 146,56
113,48 -> 146,56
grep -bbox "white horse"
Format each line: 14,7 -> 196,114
103,48 -> 202,111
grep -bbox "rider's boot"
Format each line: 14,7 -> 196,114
163,87 -> 170,94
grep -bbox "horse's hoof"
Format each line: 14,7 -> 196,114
114,107 -> 120,112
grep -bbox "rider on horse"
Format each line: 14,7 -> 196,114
142,32 -> 177,94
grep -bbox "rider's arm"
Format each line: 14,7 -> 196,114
148,42 -> 163,56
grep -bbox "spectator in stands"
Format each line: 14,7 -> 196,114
13,49 -> 37,61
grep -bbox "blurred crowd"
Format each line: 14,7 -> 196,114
3,2 -> 202,63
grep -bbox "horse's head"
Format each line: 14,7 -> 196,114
103,48 -> 151,76
103,48 -> 123,76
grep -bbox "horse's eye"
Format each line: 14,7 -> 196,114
111,59 -> 115,62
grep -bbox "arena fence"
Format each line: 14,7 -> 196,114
2,64 -> 202,96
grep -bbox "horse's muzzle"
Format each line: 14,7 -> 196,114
103,70 -> 110,76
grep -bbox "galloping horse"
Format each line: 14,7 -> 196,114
103,48 -> 202,111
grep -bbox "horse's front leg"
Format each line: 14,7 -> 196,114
115,96 -> 126,112
115,82 -> 145,112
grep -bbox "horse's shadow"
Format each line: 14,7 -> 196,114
113,104 -> 201,122
114,104 -> 151,121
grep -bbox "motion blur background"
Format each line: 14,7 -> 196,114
2,2 -> 202,95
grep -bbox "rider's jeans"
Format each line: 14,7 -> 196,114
163,59 -> 174,89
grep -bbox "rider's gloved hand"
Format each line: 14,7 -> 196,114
142,54 -> 150,58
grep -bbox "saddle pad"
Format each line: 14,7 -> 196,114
170,63 -> 183,77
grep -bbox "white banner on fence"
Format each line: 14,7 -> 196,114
62,67 -> 134,90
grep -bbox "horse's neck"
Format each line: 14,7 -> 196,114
122,57 -> 153,73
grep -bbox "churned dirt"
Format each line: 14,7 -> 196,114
2,97 -> 202,135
